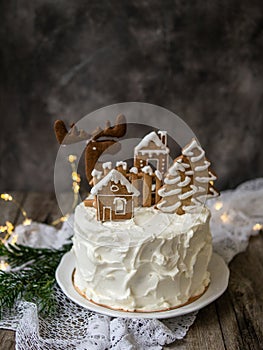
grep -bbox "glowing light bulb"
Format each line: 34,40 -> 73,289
214,201 -> 223,211
220,212 -> 229,223
72,171 -> 81,182
23,218 -> 32,226
1,193 -> 13,201
73,182 -> 80,193
60,215 -> 69,222
0,260 -> 10,271
68,155 -> 77,163
253,223 -> 262,231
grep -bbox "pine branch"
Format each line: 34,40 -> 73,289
0,243 -> 71,268
0,242 -> 72,318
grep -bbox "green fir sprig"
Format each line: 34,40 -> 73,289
0,242 -> 72,317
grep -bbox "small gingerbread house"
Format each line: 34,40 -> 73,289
134,131 -> 169,177
90,169 -> 140,221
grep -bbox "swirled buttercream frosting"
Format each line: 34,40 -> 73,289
72,202 -> 212,312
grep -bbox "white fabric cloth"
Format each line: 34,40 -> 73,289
0,178 -> 262,349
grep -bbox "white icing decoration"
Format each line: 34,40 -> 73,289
156,200 -> 181,212
178,191 -> 194,200
164,176 -> 181,185
182,139 -> 205,162
191,150 -> 205,162
169,162 -> 186,175
185,170 -> 194,175
134,131 -> 169,156
102,161 -> 112,169
110,184 -> 119,192
130,167 -> 138,174
196,186 -> 206,193
180,162 -> 190,168
195,160 -> 210,171
141,165 -> 153,176
209,187 -> 218,195
113,197 -> 127,204
197,187 -> 219,200
157,130 -> 167,145
154,170 -> 162,180
158,187 -> 181,197
116,161 -> 127,170
178,176 -> 191,187
157,130 -> 167,136
138,150 -> 168,156
91,169 -> 140,196
195,173 -> 216,183
182,139 -> 199,156
178,185 -> 197,200
91,169 -> 103,179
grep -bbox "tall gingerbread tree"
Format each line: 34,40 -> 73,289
181,138 -> 219,208
157,138 -> 219,215
156,156 -> 196,214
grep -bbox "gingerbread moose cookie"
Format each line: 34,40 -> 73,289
54,114 -> 127,184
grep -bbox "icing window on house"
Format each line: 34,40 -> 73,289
111,184 -> 119,192
113,197 -> 127,214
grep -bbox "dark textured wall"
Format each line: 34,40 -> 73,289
0,0 -> 263,192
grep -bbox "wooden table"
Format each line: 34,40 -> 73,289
0,192 -> 262,350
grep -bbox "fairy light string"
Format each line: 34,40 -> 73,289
0,155 -> 81,270
51,154 -> 81,226
0,194 -> 32,270
0,193 -> 32,244
0,155 -> 81,238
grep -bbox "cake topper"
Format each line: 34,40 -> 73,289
54,118 -> 219,222
90,169 -> 140,221
134,130 -> 169,177
157,138 -> 219,215
54,114 -> 127,183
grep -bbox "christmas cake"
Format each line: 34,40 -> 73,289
54,116 -> 219,312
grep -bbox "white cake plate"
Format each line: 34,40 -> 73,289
55,251 -> 229,319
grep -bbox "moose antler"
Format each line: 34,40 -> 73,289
54,114 -> 126,145
54,114 -> 127,183
54,120 -> 90,144
92,114 -> 126,140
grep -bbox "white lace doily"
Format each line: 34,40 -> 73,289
0,178 -> 262,350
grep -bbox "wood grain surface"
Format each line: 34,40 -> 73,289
0,192 -> 262,350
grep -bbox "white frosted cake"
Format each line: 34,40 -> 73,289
67,126 -> 219,312
72,203 -> 212,311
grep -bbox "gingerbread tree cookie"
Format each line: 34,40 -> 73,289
182,139 -> 219,207
156,156 -> 195,214
157,138 -> 219,215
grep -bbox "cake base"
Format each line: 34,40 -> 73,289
72,269 -> 209,313
73,203 -> 212,313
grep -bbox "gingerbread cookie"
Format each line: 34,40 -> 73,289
54,120 -> 90,144
134,131 -> 169,178
90,169 -> 140,221
157,138 -> 219,214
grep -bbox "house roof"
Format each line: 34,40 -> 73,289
90,169 -> 140,196
134,131 -> 169,155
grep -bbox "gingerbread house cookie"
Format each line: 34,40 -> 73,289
134,131 -> 169,177
90,169 -> 140,221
